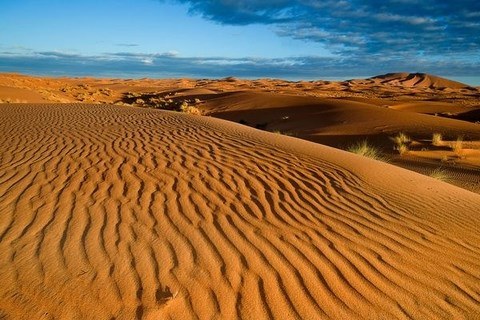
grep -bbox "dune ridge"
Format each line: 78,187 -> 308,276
1,103 -> 480,319
369,73 -> 474,89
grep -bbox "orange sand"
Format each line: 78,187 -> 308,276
1,102 -> 480,319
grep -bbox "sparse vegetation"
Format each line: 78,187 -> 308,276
179,101 -> 202,115
392,132 -> 410,155
428,168 -> 450,182
451,137 -> 464,157
397,144 -> 409,155
392,132 -> 411,146
347,140 -> 386,161
432,133 -> 443,146
119,92 -> 203,115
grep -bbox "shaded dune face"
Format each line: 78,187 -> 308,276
1,104 -> 480,319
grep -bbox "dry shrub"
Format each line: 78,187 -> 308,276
428,168 -> 450,182
392,132 -> 411,145
180,102 -> 202,115
397,144 -> 409,155
451,137 -> 464,157
432,133 -> 443,146
392,132 -> 410,156
347,140 -> 386,161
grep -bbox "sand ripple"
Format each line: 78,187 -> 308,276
1,104 -> 480,319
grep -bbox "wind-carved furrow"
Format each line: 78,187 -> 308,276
161,182 -> 199,267
349,250 -> 420,317
253,233 -> 325,318
262,172 -> 320,221
330,246 -> 409,318
60,191 -> 92,275
136,182 -> 161,238
1,104 -> 480,319
0,137 -> 53,170
256,277 -> 276,320
222,215 -> 303,319
294,171 -> 435,258
112,201 -> 122,250
280,234 -> 360,318
96,204 -> 111,264
266,175 -> 323,229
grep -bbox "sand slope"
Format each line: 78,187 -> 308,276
2,72 -> 479,194
204,91 -> 480,141
370,73 -> 473,89
1,104 -> 480,319
201,91 -> 480,193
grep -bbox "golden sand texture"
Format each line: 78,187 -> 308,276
1,104 -> 480,319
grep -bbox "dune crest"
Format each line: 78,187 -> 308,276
1,104 -> 480,319
370,72 -> 473,89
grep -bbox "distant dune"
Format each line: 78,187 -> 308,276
370,72 -> 473,89
1,103 -> 480,319
0,72 -> 480,193
203,91 -> 480,137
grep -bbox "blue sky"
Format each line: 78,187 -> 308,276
1,0 -> 479,83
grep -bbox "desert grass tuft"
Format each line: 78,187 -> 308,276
392,132 -> 410,156
347,140 -> 386,161
392,132 -> 411,146
451,136 -> 464,157
396,144 -> 409,155
179,101 -> 202,115
428,168 -> 451,182
432,133 -> 443,146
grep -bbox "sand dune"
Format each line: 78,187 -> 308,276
1,103 -> 480,319
203,91 -> 480,138
198,91 -> 480,192
1,72 -> 479,193
370,73 -> 473,90
2,72 -> 479,106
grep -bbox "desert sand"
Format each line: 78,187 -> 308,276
1,73 -> 480,319
1,72 -> 479,192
